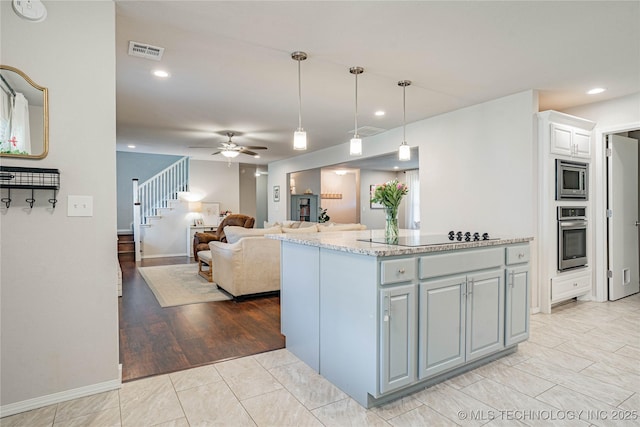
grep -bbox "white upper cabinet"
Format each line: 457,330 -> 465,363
550,122 -> 591,158
545,111 -> 594,159
572,128 -> 592,158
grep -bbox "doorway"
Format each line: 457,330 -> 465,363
606,131 -> 640,300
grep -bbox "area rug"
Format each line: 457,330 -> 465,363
138,264 -> 230,307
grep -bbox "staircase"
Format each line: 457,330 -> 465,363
137,157 -> 190,226
117,232 -> 135,262
133,157 -> 190,261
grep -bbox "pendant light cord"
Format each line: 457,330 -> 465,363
354,72 -> 359,136
402,84 -> 406,143
297,59 -> 302,130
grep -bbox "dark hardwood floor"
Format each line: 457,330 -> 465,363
118,256 -> 284,382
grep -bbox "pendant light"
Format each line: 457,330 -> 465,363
349,66 -> 364,156
291,51 -> 308,150
398,80 -> 411,161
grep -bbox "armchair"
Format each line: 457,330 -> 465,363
192,214 -> 255,260
209,236 -> 280,299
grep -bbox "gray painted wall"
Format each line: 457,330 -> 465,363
256,173 -> 268,228
239,164 -> 258,219
116,151 -> 183,231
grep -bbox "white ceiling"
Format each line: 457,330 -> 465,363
115,1 -> 640,166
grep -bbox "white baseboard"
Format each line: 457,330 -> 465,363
0,377 -> 121,418
531,306 -> 541,314
141,253 -> 188,259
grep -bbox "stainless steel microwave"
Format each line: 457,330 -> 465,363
556,159 -> 588,200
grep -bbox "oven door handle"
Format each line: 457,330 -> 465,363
559,220 -> 588,227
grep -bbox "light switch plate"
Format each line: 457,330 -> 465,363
68,195 -> 93,217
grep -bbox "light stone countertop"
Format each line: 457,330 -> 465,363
266,229 -> 534,257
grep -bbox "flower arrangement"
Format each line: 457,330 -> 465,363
371,179 -> 409,242
370,179 -> 409,210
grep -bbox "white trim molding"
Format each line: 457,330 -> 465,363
0,377 -> 121,418
593,121 -> 640,303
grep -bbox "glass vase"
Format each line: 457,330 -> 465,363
384,207 -> 399,244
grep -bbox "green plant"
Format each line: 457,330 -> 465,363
318,207 -> 330,223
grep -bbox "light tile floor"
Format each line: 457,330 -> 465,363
3,295 -> 639,426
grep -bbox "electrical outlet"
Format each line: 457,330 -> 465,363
68,195 -> 93,217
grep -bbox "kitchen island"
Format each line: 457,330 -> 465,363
268,230 -> 533,408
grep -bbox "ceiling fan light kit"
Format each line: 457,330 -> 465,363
398,80 -> 412,161
292,51 -> 308,151
349,66 -> 364,156
221,150 -> 240,158
193,131 -> 267,161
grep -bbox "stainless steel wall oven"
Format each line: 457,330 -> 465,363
558,206 -> 588,271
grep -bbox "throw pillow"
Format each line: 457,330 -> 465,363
282,224 -> 319,233
317,223 -> 367,232
263,221 -> 282,229
224,225 -> 282,244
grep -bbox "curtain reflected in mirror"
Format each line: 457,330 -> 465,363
0,65 -> 48,159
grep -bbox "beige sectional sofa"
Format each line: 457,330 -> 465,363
202,222 -> 366,299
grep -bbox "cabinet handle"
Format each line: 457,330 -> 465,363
518,252 -> 525,259
573,282 -> 578,287
398,268 -> 405,274
384,295 -> 390,322
509,271 -> 515,288
467,279 -> 474,296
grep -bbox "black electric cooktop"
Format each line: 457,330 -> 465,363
358,233 -> 498,247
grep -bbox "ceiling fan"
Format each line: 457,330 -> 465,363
205,132 -> 267,158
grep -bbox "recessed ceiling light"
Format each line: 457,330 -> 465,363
393,166 -> 399,170
127,145 -> 136,149
375,111 -> 385,116
254,154 -> 260,159
335,170 -> 347,175
153,70 -> 170,78
587,87 -> 606,95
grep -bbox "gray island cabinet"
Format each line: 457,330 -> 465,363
270,230 -> 532,408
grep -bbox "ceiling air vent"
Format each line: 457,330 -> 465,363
128,41 -> 165,61
350,126 -> 386,137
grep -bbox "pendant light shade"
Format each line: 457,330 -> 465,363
398,80 -> 411,161
398,143 -> 411,161
349,66 -> 364,156
350,137 -> 362,156
292,51 -> 308,150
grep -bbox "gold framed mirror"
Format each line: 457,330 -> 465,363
0,65 -> 49,159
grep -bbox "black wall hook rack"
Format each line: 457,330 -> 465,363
0,166 -> 60,209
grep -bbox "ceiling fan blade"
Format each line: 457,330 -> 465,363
243,146 -> 268,150
211,151 -> 222,155
240,150 -> 258,156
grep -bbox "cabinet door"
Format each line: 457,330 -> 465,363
550,123 -> 573,156
466,269 -> 504,362
573,129 -> 591,158
418,275 -> 466,379
505,266 -> 530,346
380,284 -> 417,393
